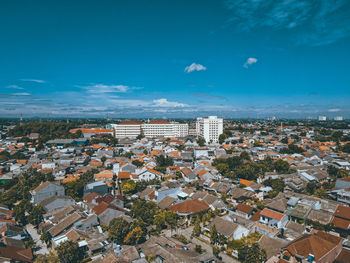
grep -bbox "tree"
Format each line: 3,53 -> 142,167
56,241 -> 84,263
197,137 -> 206,146
40,231 -> 52,246
27,205 -> 45,227
210,225 -> 218,244
132,159 -> 144,167
281,137 -> 288,144
121,179 -> 136,194
240,151 -> 251,161
274,159 -> 290,173
108,218 -> 130,243
238,244 -> 267,263
12,205 -> 26,225
306,182 -> 317,195
123,227 -> 143,245
193,216 -> 201,237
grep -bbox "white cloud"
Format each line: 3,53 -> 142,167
153,98 -> 187,107
6,85 -> 24,90
244,57 -> 258,68
20,79 -> 45,83
328,108 -> 340,112
184,63 -> 207,73
12,93 -> 31,96
83,84 -> 133,93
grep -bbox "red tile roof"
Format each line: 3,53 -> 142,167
260,208 -> 285,221
236,203 -> 254,214
334,205 -> 350,220
118,171 -> 130,179
283,232 -> 342,261
332,216 -> 350,230
169,199 -> 209,214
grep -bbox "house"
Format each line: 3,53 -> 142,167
84,181 -> 110,196
40,195 -> 76,212
207,216 -> 249,240
335,176 -> 350,190
137,168 -> 162,181
281,231 -> 343,263
30,182 -> 65,204
169,199 -> 209,217
332,205 -> 350,236
233,203 -> 255,219
48,212 -> 83,237
260,208 -> 288,229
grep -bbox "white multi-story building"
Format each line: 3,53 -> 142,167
110,120 -> 142,138
172,123 -> 189,137
141,120 -> 188,138
196,116 -> 223,143
318,116 -> 327,121
334,116 -> 344,121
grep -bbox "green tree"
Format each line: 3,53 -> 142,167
121,179 -> 137,194
238,244 -> 267,263
197,137 -> 206,146
210,225 -> 218,244
132,159 -> 144,167
40,231 -> 52,246
12,205 -> 26,225
108,217 -> 130,243
306,182 -> 317,195
193,216 -> 201,237
123,226 -> 143,245
27,205 -> 45,227
56,241 -> 84,263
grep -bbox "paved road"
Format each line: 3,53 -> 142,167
26,224 -> 49,255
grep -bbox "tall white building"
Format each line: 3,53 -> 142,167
111,120 -> 142,138
196,116 -> 223,143
318,116 -> 327,121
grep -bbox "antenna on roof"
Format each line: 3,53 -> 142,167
20,113 -> 23,126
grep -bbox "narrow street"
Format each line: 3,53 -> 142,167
26,224 -> 49,255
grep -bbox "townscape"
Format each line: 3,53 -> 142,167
0,116 -> 349,263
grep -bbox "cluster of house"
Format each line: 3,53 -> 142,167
0,120 -> 349,262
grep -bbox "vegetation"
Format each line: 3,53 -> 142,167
280,144 -> 304,154
154,155 -> 174,173
263,178 -> 285,198
56,240 -> 85,263
63,169 -> 97,201
8,122 -> 81,144
238,244 -> 267,263
219,129 -> 233,144
90,134 -> 118,146
213,154 -> 293,181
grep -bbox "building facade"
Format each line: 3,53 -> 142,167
196,116 -> 223,143
111,120 -> 142,139
109,120 -> 188,138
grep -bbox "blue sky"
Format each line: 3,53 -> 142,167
1,0 -> 350,118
